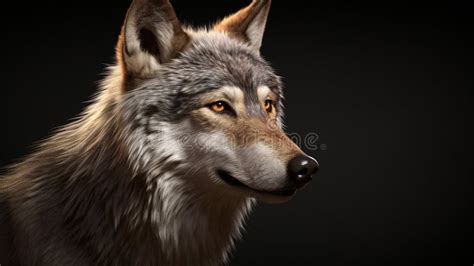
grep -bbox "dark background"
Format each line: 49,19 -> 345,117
1,0 -> 473,265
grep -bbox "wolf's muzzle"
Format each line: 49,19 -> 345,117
288,155 -> 319,189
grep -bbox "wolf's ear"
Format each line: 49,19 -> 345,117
214,0 -> 271,51
117,0 -> 189,78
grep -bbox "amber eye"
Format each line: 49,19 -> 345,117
264,99 -> 274,113
207,101 -> 237,116
210,102 -> 225,112
209,101 -> 227,113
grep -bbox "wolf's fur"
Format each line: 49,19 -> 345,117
0,0 -> 314,265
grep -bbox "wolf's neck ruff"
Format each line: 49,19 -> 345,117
2,67 -> 254,265
80,68 -> 257,265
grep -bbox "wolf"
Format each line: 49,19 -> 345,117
0,0 -> 319,265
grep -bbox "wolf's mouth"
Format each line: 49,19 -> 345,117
216,170 -> 296,197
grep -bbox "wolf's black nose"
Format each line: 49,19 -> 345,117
288,155 -> 319,188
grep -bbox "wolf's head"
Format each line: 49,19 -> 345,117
116,0 -> 318,204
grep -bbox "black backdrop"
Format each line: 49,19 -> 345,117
1,0 -> 473,265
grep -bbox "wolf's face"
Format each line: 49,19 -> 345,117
119,0 -> 318,203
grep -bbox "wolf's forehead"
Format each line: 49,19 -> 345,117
171,33 -> 282,96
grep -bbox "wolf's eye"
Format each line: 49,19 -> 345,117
209,101 -> 229,113
264,99 -> 274,113
207,101 -> 237,117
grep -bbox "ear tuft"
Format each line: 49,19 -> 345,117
138,28 -> 162,58
214,0 -> 272,51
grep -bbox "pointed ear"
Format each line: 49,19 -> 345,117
214,0 -> 271,51
117,0 -> 189,78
